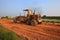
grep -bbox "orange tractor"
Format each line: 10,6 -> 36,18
13,9 -> 42,26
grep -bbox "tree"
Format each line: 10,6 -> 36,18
43,15 -> 46,18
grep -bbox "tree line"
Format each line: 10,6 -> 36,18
42,15 -> 60,19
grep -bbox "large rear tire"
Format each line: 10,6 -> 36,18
13,20 -> 17,23
13,18 -> 21,23
14,20 -> 20,23
26,20 -> 31,25
31,20 -> 37,26
38,22 -> 42,24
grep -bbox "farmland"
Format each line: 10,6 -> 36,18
43,19 -> 60,23
0,23 -> 27,40
0,19 -> 60,40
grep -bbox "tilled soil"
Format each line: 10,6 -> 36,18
0,19 -> 60,40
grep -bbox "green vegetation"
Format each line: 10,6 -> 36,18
43,19 -> 60,23
0,25 -> 26,40
42,16 -> 60,19
42,16 -> 60,23
6,18 -> 14,20
1,17 -> 14,20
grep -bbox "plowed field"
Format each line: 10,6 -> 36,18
0,19 -> 60,40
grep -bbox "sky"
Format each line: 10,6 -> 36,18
0,0 -> 60,16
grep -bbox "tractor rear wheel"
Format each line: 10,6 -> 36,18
26,20 -> 31,25
13,18 -> 21,23
13,20 -> 17,23
38,22 -> 42,24
31,20 -> 37,26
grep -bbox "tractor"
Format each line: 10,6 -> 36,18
13,9 -> 42,26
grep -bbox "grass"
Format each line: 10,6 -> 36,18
0,25 -> 26,40
43,19 -> 60,23
5,18 -> 14,20
1,17 -> 14,20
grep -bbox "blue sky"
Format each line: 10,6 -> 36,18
0,0 -> 60,16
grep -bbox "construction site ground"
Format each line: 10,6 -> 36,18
0,19 -> 60,40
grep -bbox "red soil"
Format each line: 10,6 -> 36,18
0,19 -> 60,40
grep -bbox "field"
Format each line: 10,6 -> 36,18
0,19 -> 60,40
43,19 -> 60,23
0,23 -> 27,40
